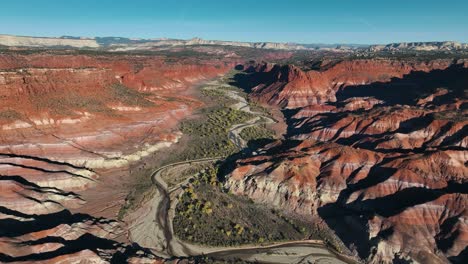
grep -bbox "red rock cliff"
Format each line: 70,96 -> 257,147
0,52 -> 232,263
244,59 -> 463,109
227,58 -> 468,263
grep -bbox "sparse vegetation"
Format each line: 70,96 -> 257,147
159,81 -> 256,164
118,166 -> 155,220
108,83 -> 153,107
433,111 -> 468,122
177,106 -> 252,159
240,125 -> 275,142
249,102 -> 273,118
119,79 -> 253,219
173,164 -> 316,246
201,88 -> 237,106
0,109 -> 23,121
160,162 -> 211,188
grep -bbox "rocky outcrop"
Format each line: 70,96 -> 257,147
226,59 -> 468,263
237,59 -> 460,109
227,141 -> 467,263
0,152 -> 164,263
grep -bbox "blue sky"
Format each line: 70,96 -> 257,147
0,0 -> 466,44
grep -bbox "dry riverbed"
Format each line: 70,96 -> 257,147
126,78 -> 354,263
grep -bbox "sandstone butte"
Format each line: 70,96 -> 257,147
0,52 -> 237,263
226,59 -> 468,263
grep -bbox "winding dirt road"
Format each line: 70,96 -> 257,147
215,85 -> 276,149
127,81 -> 355,263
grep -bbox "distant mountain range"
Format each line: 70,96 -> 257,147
369,41 -> 468,51
0,34 -> 466,52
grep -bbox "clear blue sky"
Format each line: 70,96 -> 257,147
0,0 -> 466,44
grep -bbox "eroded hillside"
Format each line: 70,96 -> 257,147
0,50 -> 234,263
226,59 -> 468,263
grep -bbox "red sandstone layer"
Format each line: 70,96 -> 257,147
0,52 -> 233,263
227,59 -> 468,263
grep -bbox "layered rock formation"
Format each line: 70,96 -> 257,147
369,41 -> 468,52
0,51 -> 232,262
0,34 -> 367,52
1,45 -> 466,263
239,59 -> 462,109
0,34 -> 99,48
0,34 -> 309,51
226,59 -> 468,263
3,34 -> 467,53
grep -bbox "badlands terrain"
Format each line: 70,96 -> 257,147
0,35 -> 466,264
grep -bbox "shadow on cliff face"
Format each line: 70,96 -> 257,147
336,63 -> 468,106
284,63 -> 468,150
0,233 -> 115,262
318,174 -> 468,260
450,247 -> 468,264
0,233 -> 152,263
232,62 -> 468,108
287,106 -> 467,153
229,63 -> 291,93
344,181 -> 467,218
0,209 -> 154,263
229,65 -> 306,137
437,214 -> 464,257
0,175 -> 82,199
0,210 -> 103,238
332,114 -> 468,152
0,152 -> 95,172
333,114 -> 434,147
317,166 -> 397,259
217,139 -> 303,182
232,63 -> 468,143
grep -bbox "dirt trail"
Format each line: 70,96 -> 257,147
127,80 -> 353,263
207,81 -> 276,149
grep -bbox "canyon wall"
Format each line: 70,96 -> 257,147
227,59 -> 468,263
0,51 -> 232,263
240,59 -> 465,108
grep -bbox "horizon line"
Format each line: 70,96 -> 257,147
1,33 -> 466,46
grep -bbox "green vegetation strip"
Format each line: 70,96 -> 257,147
118,166 -> 155,220
239,125 -> 275,142
178,106 -> 252,159
174,165 -> 316,247
119,81 -> 252,219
